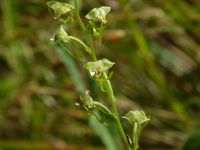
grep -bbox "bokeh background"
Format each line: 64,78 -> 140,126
0,0 -> 200,149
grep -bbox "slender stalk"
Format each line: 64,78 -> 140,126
88,35 -> 97,61
132,122 -> 139,150
74,0 -> 97,61
98,22 -> 104,46
103,73 -> 132,150
68,36 -> 91,53
74,0 -> 87,32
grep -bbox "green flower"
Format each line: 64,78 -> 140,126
51,25 -> 70,43
84,59 -> 114,77
85,6 -> 111,24
123,111 -> 150,127
47,1 -> 73,19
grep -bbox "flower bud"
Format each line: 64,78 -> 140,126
80,90 -> 94,109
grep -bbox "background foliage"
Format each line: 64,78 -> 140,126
0,0 -> 200,149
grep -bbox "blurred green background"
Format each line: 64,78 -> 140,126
0,0 -> 200,149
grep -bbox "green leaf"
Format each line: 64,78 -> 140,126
89,114 -> 121,150
85,6 -> 111,24
47,1 -> 73,19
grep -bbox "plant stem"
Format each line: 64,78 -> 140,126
88,35 -> 97,61
74,0 -> 96,61
98,22 -> 104,46
103,73 -> 132,150
73,1 -> 131,149
68,36 -> 91,53
74,0 -> 86,33
132,122 -> 139,150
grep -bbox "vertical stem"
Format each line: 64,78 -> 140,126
132,122 -> 139,150
103,73 -> 132,150
74,0 -> 87,32
88,35 -> 97,61
74,0 -> 97,61
98,22 -> 104,46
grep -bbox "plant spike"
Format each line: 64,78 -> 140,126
47,1 -> 150,150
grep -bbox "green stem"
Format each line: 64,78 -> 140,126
74,0 -> 96,61
74,0 -> 87,32
103,73 -> 132,150
88,35 -> 97,61
73,1 -> 131,149
68,36 -> 91,53
98,22 -> 104,46
132,122 -> 139,150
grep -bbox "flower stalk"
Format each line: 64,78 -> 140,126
47,1 -> 150,150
